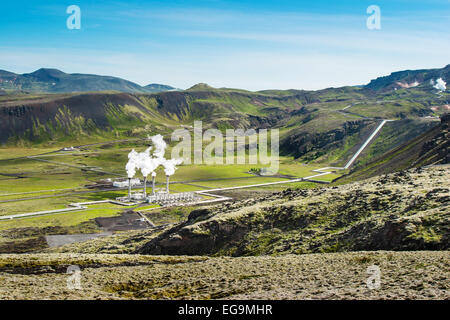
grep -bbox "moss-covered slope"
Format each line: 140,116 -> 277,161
138,166 -> 449,256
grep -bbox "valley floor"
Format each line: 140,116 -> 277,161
0,250 -> 448,300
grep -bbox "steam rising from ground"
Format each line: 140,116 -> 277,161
396,81 -> 419,88
431,78 -> 447,91
125,135 -> 183,179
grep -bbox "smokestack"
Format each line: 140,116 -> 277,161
143,176 -> 147,197
128,178 -> 131,200
152,174 -> 156,195
166,175 -> 169,193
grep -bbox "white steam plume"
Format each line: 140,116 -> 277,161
140,152 -> 159,177
151,134 -> 167,159
150,134 -> 183,175
162,158 -> 183,176
125,134 -> 183,178
125,149 -> 138,178
432,78 -> 446,91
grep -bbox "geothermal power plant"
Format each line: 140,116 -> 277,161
116,134 -> 198,205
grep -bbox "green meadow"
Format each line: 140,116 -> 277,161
0,140 -> 341,250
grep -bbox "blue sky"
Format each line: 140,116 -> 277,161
0,0 -> 449,90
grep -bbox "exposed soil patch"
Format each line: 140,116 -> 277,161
95,212 -> 149,232
45,232 -> 113,248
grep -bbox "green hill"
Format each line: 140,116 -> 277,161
186,83 -> 216,91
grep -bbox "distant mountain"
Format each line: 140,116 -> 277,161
365,64 -> 450,91
144,83 -> 178,93
0,68 -> 176,94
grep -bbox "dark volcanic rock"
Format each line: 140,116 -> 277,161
187,208 -> 211,222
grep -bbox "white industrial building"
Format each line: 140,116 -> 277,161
113,178 -> 141,188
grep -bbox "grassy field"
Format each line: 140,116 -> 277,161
0,204 -> 122,231
0,147 -> 58,160
0,139 -> 344,254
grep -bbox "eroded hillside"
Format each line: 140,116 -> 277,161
342,114 -> 450,181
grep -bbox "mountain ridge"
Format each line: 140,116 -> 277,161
365,64 -> 450,91
1,64 -> 449,94
0,68 -> 177,94
0,65 -> 448,172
